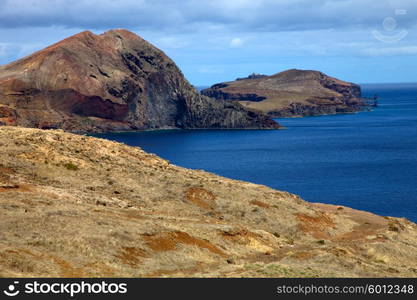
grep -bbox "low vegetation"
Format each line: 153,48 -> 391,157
0,126 -> 416,277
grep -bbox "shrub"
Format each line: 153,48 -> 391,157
64,162 -> 78,171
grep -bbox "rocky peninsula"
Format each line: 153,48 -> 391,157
202,69 -> 375,118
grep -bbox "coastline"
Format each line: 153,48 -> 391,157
272,106 -> 375,119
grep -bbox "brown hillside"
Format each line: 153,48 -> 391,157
0,126 -> 416,277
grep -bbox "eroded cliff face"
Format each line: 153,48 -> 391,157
0,29 -> 279,132
202,69 -> 373,118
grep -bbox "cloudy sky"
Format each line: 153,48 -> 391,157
1,0 -> 417,85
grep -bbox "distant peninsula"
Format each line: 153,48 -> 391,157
0,29 -> 279,133
202,69 -> 376,118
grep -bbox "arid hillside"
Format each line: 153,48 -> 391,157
0,126 -> 416,277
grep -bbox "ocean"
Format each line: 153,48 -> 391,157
93,84 -> 417,222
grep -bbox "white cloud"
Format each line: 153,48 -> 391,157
1,0 -> 417,84
361,46 -> 417,56
0,0 -> 416,32
229,38 -> 244,48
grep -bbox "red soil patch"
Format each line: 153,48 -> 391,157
0,166 -> 14,182
250,200 -> 270,208
221,229 -> 262,245
311,203 -> 388,226
296,212 -> 335,239
334,223 -> 386,243
310,203 -> 390,243
144,231 -> 225,256
0,248 -> 83,277
115,247 -> 146,266
118,210 -> 146,221
50,255 -> 85,278
185,187 -> 216,210
0,106 -> 16,125
0,166 -> 14,174
292,250 -> 317,261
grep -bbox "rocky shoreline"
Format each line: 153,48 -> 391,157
267,100 -> 375,118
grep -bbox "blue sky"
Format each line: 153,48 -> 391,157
1,0 -> 417,85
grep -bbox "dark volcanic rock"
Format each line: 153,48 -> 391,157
0,29 -> 279,132
236,73 -> 267,81
201,86 -> 266,102
202,69 -> 374,118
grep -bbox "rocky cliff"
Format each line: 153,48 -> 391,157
202,69 -> 374,118
0,30 -> 279,132
0,126 -> 416,277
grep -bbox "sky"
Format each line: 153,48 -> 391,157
1,0 -> 417,86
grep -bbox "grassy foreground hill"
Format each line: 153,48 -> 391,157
0,126 -> 416,277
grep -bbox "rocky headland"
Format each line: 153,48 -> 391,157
0,126 -> 416,277
202,69 -> 376,118
0,30 -> 279,132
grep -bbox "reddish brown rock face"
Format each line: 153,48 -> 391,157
0,29 -> 279,132
0,105 -> 16,125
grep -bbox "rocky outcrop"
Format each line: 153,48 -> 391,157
201,85 -> 266,102
0,126 -> 416,277
236,73 -> 268,81
0,29 -> 279,132
268,98 -> 368,118
202,69 -> 375,118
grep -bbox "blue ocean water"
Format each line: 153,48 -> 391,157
94,84 -> 417,222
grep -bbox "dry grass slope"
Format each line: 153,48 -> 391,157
0,126 -> 416,277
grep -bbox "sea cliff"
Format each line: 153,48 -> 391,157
0,30 -> 279,132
